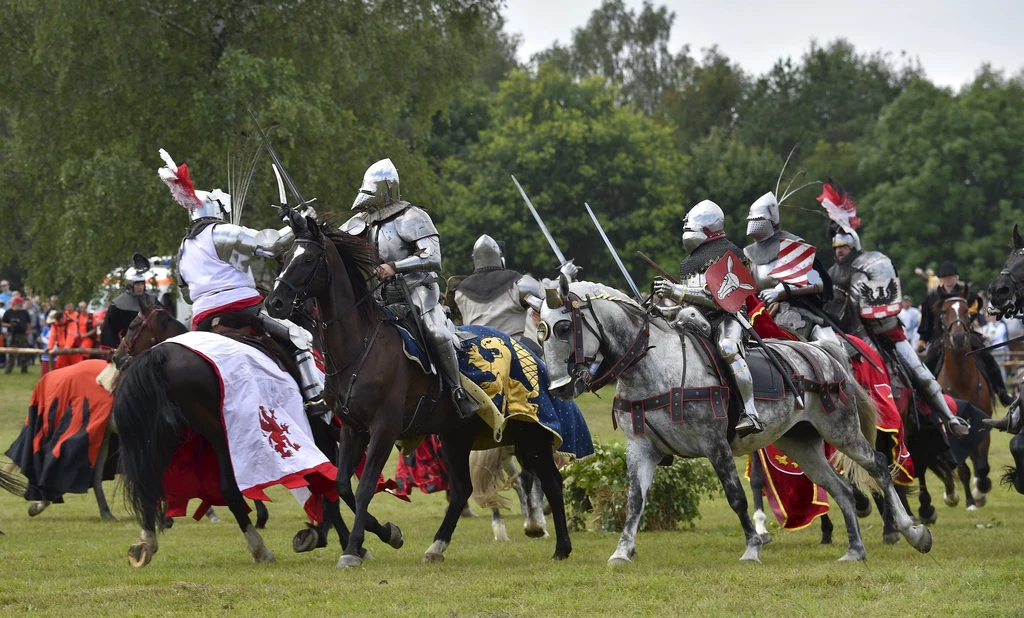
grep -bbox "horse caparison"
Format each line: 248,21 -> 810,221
265,215 -> 573,566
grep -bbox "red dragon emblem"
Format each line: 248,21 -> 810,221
259,406 -> 301,458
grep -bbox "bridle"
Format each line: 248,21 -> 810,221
274,238 -> 330,321
940,296 -> 971,349
545,291 -> 651,394
115,305 -> 170,370
995,250 -> 1024,315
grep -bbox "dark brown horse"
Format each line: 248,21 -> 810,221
265,215 -> 572,567
935,294 -> 993,509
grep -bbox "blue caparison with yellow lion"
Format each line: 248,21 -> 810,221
396,323 -> 594,460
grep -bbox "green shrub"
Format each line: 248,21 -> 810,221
562,440 -> 720,532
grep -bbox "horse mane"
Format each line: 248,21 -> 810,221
568,280 -> 642,309
156,308 -> 188,336
319,217 -> 384,323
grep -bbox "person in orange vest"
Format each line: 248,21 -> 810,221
51,305 -> 83,369
75,301 -> 97,358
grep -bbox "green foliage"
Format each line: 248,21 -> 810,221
561,440 -> 719,532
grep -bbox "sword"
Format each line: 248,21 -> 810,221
510,175 -> 568,267
249,111 -> 312,210
637,251 -> 678,284
584,202 -> 644,303
968,333 -> 1024,356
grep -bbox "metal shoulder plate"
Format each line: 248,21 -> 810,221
211,223 -> 259,271
675,305 -> 712,337
516,274 -> 542,306
341,213 -> 368,236
395,206 -> 438,242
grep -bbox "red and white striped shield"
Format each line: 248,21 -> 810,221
768,239 -> 817,286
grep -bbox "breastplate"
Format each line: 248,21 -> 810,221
752,262 -> 778,290
371,218 -> 414,264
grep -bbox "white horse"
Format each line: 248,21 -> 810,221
537,278 -> 932,564
469,446 -> 548,541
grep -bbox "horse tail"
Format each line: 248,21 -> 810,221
817,340 -> 883,495
469,447 -> 512,511
112,346 -> 182,529
0,468 -> 26,497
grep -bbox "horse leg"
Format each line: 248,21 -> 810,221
702,434 -> 761,562
917,470 -> 937,524
934,461 -> 960,507
774,436 -> 866,561
608,437 -> 661,565
970,434 -> 992,506
213,449 -> 274,563
254,501 -> 269,529
820,514 -> 834,546
520,468 -> 548,539
93,424 -> 116,521
958,462 -> 977,510
516,428 -> 571,561
339,429 -> 400,568
422,428 -> 475,563
747,453 -> 772,545
334,426 -> 399,550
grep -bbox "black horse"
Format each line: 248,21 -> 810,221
109,299 -> 363,566
265,214 -> 572,566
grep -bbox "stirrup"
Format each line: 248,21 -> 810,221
735,414 -> 764,438
303,398 -> 331,418
946,415 -> 970,439
452,387 -> 478,420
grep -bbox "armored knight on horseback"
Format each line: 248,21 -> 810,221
157,149 -> 329,417
340,158 -> 477,419
819,181 -> 969,438
652,200 -> 764,437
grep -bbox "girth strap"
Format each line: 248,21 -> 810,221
612,386 -> 730,436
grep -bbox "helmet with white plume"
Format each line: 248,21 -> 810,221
158,149 -> 232,221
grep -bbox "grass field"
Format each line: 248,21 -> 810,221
1,363 -> 1022,617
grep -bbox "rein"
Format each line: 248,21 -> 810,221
116,306 -> 170,369
559,292 -> 654,393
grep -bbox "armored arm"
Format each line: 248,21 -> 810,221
392,207 -> 442,274
211,223 -> 295,269
654,275 -> 718,309
517,274 -> 543,311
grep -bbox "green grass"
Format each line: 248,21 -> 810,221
2,364 -> 1022,617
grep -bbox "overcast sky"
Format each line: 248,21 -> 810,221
503,0 -> 1023,88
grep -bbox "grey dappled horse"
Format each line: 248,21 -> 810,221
538,278 -> 932,564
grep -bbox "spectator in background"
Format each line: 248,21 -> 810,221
0,280 -> 12,307
2,296 -> 31,374
76,301 -> 97,357
982,312 -> 1010,385
900,295 -> 922,352
39,311 -> 55,375
50,307 -> 82,369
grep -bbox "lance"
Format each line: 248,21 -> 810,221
637,251 -> 678,284
510,175 -> 572,270
969,333 -> 1024,356
584,202 -> 643,303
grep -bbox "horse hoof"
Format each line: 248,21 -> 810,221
28,501 -> 49,517
906,525 -> 933,554
966,504 -> 980,512
423,552 -> 445,563
739,547 -> 762,563
292,527 -> 319,553
855,503 -> 872,519
100,511 -> 118,522
972,495 -> 987,508
819,537 -> 833,546
607,554 -> 632,566
975,476 -> 993,494
337,554 -> 364,568
883,532 -> 901,545
551,550 -> 570,561
838,550 -> 866,562
127,543 -> 154,568
253,548 -> 276,563
359,548 -> 374,561
385,523 -> 404,550
943,491 -> 959,507
759,533 -> 773,545
206,513 -> 221,523
524,526 -> 548,539
460,506 -> 479,518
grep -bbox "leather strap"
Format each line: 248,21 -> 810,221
613,386 -> 730,435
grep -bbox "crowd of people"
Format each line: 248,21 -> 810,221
0,279 -> 105,375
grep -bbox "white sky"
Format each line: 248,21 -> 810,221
503,0 -> 1024,88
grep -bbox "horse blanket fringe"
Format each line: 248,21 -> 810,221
161,332 -> 337,522
397,324 -> 594,460
5,360 -> 116,502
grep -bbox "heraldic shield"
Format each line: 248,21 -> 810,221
706,251 -> 758,314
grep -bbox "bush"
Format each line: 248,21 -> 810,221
561,440 -> 719,532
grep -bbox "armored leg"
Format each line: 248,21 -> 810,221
410,282 -> 478,419
258,311 -> 328,414
975,347 -> 1013,405
894,339 -> 969,438
719,318 -> 763,437
923,343 -> 942,373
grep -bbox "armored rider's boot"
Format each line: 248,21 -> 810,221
295,348 -> 331,419
896,339 -> 970,438
731,356 -> 764,438
436,337 -> 479,420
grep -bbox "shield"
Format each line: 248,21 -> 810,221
706,251 -> 757,314
768,239 -> 816,286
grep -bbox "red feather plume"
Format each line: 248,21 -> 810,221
816,178 -> 860,230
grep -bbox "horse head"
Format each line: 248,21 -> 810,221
940,293 -> 972,351
537,276 -> 606,400
988,224 -> 1024,318
99,296 -> 185,393
266,213 -> 328,319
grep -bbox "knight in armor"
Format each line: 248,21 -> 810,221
652,200 -> 764,437
918,261 -> 1013,405
820,182 -> 969,438
340,158 -> 477,419
157,149 -> 329,417
99,253 -> 160,349
446,234 -> 544,347
744,191 -> 835,341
